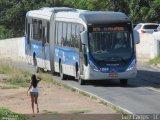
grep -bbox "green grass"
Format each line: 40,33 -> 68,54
148,56 -> 160,65
0,85 -> 19,89
0,108 -> 26,120
0,64 -> 12,74
0,64 -> 31,87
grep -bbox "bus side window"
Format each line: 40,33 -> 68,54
38,20 -> 42,41
33,19 -> 38,40
71,23 -> 76,48
27,23 -> 30,43
62,22 -> 67,46
47,22 -> 50,43
76,24 -> 80,48
55,22 -> 58,45
30,24 -> 33,41
58,22 -> 62,46
42,26 -> 47,46
67,23 -> 72,47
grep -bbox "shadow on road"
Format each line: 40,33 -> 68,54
66,70 -> 160,89
84,80 -> 131,87
135,70 -> 160,88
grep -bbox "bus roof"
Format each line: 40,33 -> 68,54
79,11 -> 130,25
26,7 -> 76,20
26,7 -> 130,24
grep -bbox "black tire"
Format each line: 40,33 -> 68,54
74,64 -> 78,80
120,79 -> 128,85
33,58 -> 39,73
79,78 -> 85,85
59,63 -> 66,80
52,71 -> 57,76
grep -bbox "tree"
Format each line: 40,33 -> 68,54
1,0 -> 160,39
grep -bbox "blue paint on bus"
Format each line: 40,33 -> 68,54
45,44 -> 50,60
30,41 -> 42,59
54,46 -> 80,66
30,41 -> 50,60
88,53 -> 135,73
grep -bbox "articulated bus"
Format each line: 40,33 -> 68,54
25,7 -> 140,85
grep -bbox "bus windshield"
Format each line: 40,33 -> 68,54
89,26 -> 133,62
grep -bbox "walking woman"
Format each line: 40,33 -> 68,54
27,74 -> 41,116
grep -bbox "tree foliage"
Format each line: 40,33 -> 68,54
0,0 -> 160,39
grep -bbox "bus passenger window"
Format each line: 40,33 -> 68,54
47,22 -> 50,43
67,23 -> 72,47
33,19 -> 38,40
43,27 -> 47,45
30,24 -> 33,40
55,22 -> 58,45
38,20 -> 42,41
76,25 -> 80,48
27,24 -> 30,43
71,24 -> 76,48
62,22 -> 67,46
58,22 -> 62,46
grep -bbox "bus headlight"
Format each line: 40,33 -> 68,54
89,61 -> 99,72
126,59 -> 136,71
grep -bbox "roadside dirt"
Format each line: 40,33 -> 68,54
0,73 -> 116,118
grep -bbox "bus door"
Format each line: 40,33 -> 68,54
27,23 -> 32,64
79,42 -> 84,76
42,23 -> 49,69
78,25 -> 86,77
42,26 -> 46,68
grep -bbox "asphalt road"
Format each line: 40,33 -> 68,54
8,60 -> 160,114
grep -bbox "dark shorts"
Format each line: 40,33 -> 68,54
30,92 -> 38,97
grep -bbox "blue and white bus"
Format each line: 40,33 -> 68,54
25,7 -> 140,85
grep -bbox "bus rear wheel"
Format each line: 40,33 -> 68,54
35,66 -> 40,73
33,57 -> 39,73
74,64 -> 79,80
60,63 -> 66,80
120,79 -> 128,85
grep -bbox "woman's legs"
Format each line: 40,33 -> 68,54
30,95 -> 35,115
35,96 -> 39,113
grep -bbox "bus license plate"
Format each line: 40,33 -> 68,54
109,72 -> 118,78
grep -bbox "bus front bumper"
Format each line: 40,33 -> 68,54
83,65 -> 137,80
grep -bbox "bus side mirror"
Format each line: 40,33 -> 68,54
80,31 -> 88,66
133,30 -> 140,44
80,31 -> 88,45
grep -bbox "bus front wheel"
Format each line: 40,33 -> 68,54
120,79 -> 128,85
79,78 -> 85,85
